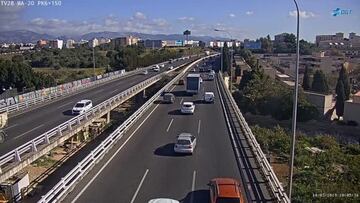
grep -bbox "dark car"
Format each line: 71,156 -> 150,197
163,93 -> 175,103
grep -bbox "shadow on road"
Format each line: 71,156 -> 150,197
154,143 -> 190,157
181,189 -> 209,203
171,90 -> 192,97
62,110 -> 74,116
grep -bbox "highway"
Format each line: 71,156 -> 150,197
0,58 -> 194,157
61,58 -> 246,203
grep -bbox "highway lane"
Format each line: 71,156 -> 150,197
0,58 -> 194,156
62,58 -> 246,203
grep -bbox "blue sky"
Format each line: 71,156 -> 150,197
1,0 -> 359,41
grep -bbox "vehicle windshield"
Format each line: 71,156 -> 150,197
184,104 -> 192,107
216,198 -> 241,203
75,103 -> 85,108
177,139 -> 191,145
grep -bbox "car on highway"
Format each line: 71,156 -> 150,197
153,66 -> 160,72
174,133 -> 197,154
191,68 -> 196,72
142,70 -> 148,75
181,102 -> 195,114
160,64 -> 165,68
204,92 -> 215,103
178,79 -> 185,85
148,198 -> 179,203
163,93 -> 175,103
72,100 -> 93,115
209,178 -> 245,203
168,66 -> 174,70
208,73 -> 215,80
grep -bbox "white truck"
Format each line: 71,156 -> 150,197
0,111 -> 7,143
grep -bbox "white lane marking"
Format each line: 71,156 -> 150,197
192,170 -> 197,191
110,89 -> 119,94
56,101 -> 73,109
71,103 -> 160,203
180,98 -> 184,104
93,89 -> 104,94
130,169 -> 150,203
197,119 -> 201,135
15,124 -> 45,139
4,123 -> 18,130
190,170 -> 197,203
166,118 -> 174,132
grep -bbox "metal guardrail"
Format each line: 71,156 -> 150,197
0,58 -> 200,179
0,56 -> 196,115
217,72 -> 289,202
37,55 -> 214,203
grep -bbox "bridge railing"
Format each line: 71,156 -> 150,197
37,54 -> 216,203
217,72 -> 289,202
0,56 -> 197,115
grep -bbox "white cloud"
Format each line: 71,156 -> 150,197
178,16 -> 195,21
134,11 -> 146,20
246,11 -> 254,15
229,13 -> 236,18
289,10 -> 316,18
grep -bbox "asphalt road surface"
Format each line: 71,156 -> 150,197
0,58 -> 194,156
61,58 -> 246,203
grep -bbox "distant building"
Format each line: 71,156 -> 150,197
48,39 -> 63,49
344,91 -> 360,124
315,32 -> 360,49
199,41 -> 206,48
112,36 -> 139,49
274,33 -> 288,43
88,38 -> 99,48
66,39 -> 75,49
209,41 -> 238,48
184,40 -> 200,47
143,39 -> 163,49
163,40 -> 184,47
305,91 -> 334,116
98,38 -> 111,45
36,39 -> 48,48
243,39 -> 261,50
19,43 -> 35,50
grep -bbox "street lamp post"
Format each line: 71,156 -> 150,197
288,0 -> 300,200
92,46 -> 96,77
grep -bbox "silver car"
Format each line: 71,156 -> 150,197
174,133 -> 197,154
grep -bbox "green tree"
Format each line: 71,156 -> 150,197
302,66 -> 311,90
222,42 -> 230,73
311,70 -> 329,94
338,64 -> 350,100
335,80 -> 345,118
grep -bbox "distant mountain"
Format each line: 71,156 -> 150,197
0,30 -> 55,43
0,30 -> 227,44
79,31 -> 227,43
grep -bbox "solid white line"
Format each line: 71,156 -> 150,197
71,103 -> 160,203
192,170 -> 197,191
197,119 -> 201,135
4,123 -> 18,130
166,118 -> 174,132
15,124 -> 45,139
130,169 -> 150,203
56,101 -> 73,109
180,98 -> 184,104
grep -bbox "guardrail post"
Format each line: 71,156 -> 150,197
77,117 -> 81,125
45,134 -> 50,144
57,128 -> 62,136
25,101 -> 29,108
15,150 -> 21,162
31,140 -> 37,152
68,122 -> 72,131
16,104 -> 20,110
